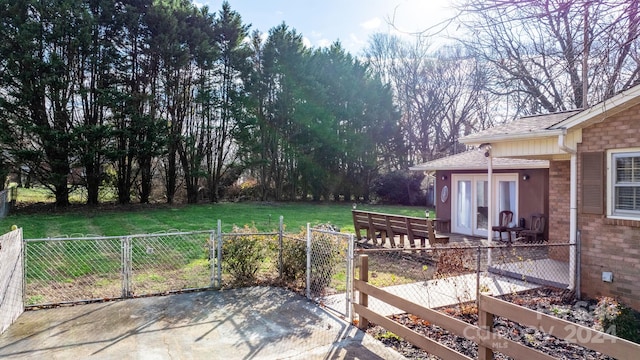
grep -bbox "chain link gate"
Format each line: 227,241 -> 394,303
126,231 -> 214,297
25,236 -> 123,306
24,231 -> 216,307
306,224 -> 354,322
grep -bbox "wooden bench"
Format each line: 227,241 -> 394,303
352,210 -> 449,249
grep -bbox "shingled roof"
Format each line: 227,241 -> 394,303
461,110 -> 581,143
409,149 -> 549,171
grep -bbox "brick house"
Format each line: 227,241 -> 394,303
412,84 -> 640,309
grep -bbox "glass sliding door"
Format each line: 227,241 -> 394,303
497,181 -> 516,215
454,179 -> 472,234
494,175 -> 518,240
475,180 -> 489,236
452,174 -> 517,237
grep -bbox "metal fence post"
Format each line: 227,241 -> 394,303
476,246 -> 481,307
127,236 -> 132,298
121,236 -> 131,298
121,236 -> 125,298
347,233 -> 354,323
279,216 -> 284,279
306,223 -> 311,299
217,220 -> 222,288
22,235 -> 26,309
209,230 -> 215,288
576,231 -> 581,299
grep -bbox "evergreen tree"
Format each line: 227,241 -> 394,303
0,0 -> 94,207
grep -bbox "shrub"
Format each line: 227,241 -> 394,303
375,331 -> 402,342
280,224 -> 343,292
222,178 -> 260,201
593,297 -> 640,343
372,171 -> 425,205
222,225 -> 265,285
280,237 -> 306,282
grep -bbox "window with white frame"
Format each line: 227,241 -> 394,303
611,151 -> 640,217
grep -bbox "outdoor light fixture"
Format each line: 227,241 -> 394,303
479,143 -> 492,157
522,174 -> 530,181
441,175 -> 447,180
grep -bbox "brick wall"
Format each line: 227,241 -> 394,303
577,104 -> 640,310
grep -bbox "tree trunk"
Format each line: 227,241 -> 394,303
86,164 -> 101,205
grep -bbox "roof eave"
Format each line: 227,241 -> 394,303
409,162 -> 549,172
550,85 -> 640,130
460,129 -> 565,145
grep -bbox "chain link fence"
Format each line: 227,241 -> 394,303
354,243 -> 635,360
307,225 -> 354,320
216,226 -> 280,289
22,220 -> 356,320
127,231 -> 214,297
26,235 -> 127,306
354,243 -> 575,318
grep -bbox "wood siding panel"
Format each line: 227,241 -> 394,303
494,139 -> 558,157
492,130 -> 581,159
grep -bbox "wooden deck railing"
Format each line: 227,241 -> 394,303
354,254 -> 639,360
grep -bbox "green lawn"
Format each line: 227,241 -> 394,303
2,200 -> 432,239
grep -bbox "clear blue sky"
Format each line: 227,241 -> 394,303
196,0 -> 456,55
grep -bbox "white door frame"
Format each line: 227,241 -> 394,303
451,175 -> 472,236
452,173 -> 519,237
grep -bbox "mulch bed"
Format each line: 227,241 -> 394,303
366,288 -> 621,359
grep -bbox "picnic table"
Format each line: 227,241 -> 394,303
352,210 -> 449,249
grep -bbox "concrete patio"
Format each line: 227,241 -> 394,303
0,287 -> 405,360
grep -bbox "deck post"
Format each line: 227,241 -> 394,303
358,254 -> 369,330
478,293 -> 495,360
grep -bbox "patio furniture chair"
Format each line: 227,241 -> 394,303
520,213 -> 546,243
491,210 -> 513,242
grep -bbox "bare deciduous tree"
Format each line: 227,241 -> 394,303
365,34 -> 496,163
457,0 -> 640,113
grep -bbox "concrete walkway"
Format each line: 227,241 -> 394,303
0,287 -> 405,360
489,258 -> 570,289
